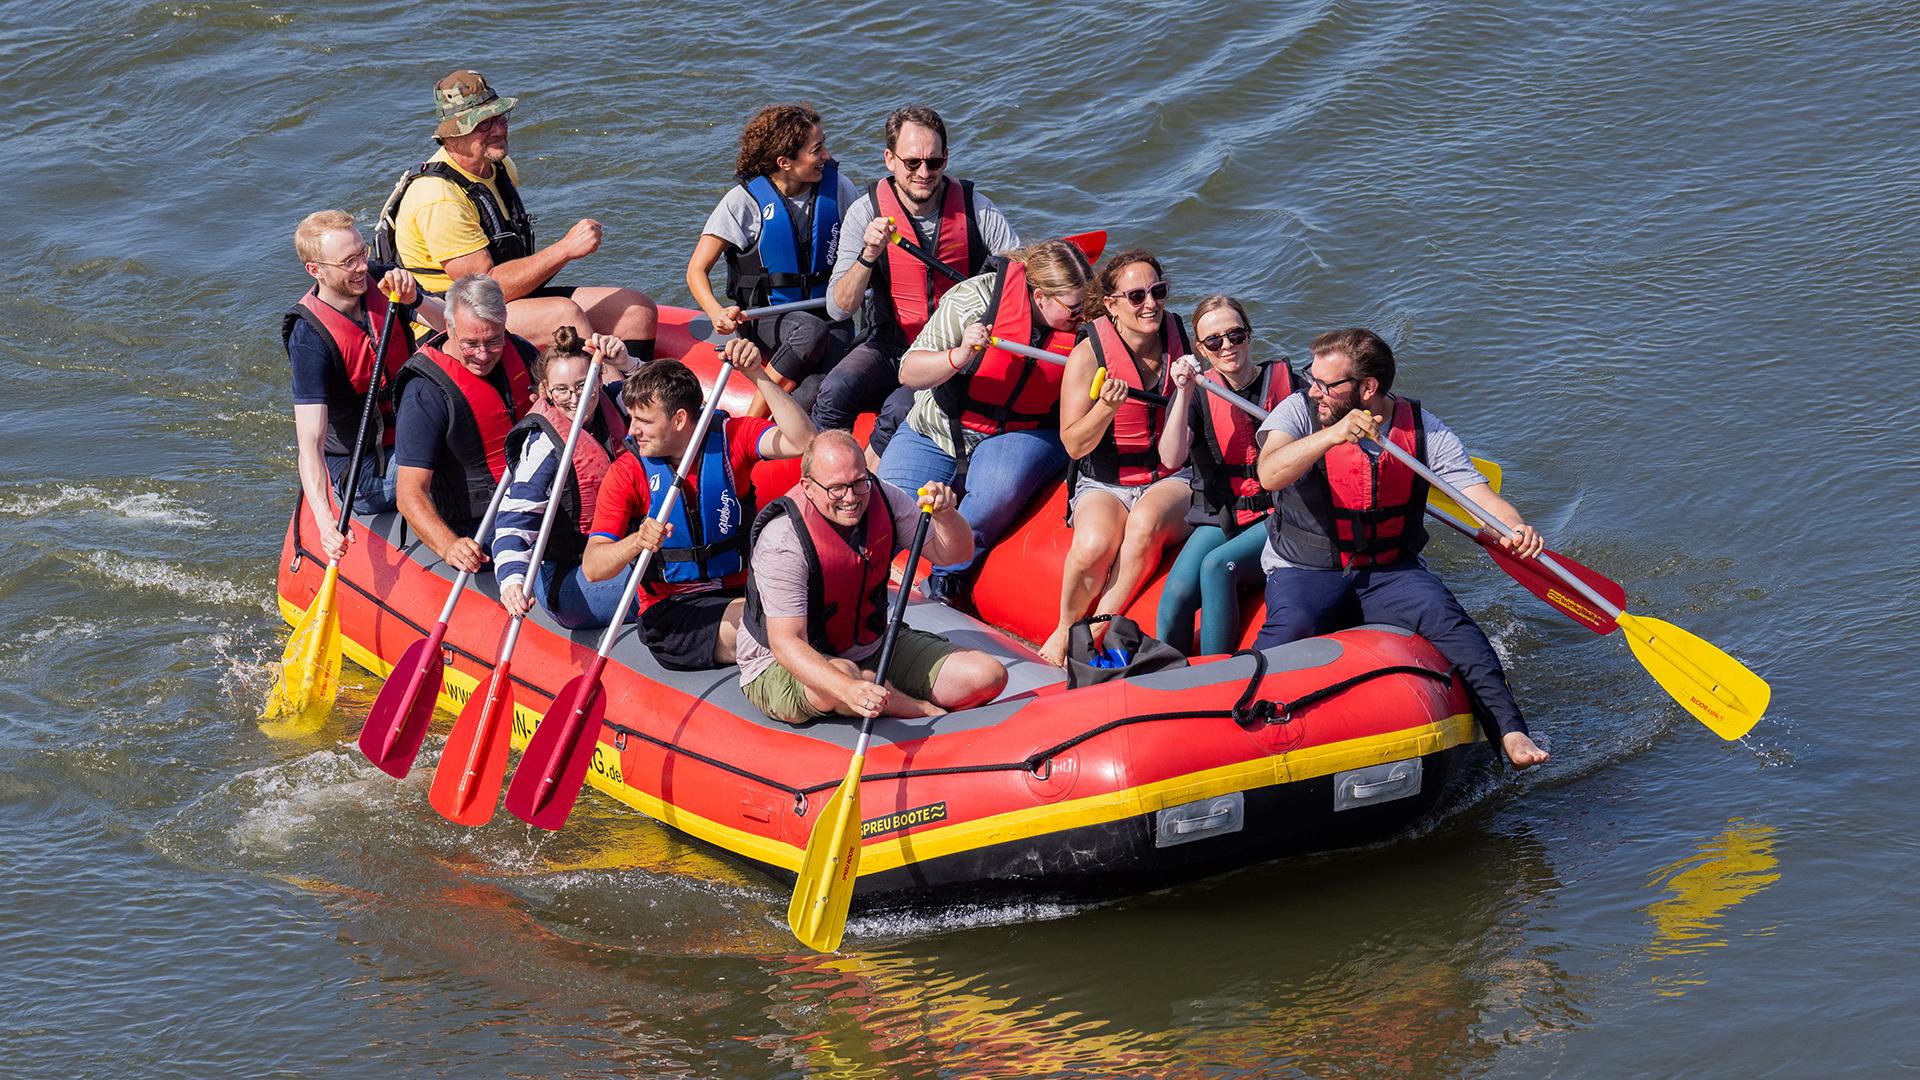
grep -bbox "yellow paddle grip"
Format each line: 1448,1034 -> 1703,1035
1089,367 -> 1110,401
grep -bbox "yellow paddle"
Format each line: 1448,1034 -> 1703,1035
1364,431 -> 1770,739
263,292 -> 402,735
789,490 -> 937,952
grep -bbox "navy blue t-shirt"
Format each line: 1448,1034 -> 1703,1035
392,361 -> 519,471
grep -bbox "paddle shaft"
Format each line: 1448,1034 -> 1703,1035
1186,373 -> 1505,551
520,360 -> 738,813
843,506 -> 937,759
330,295 -> 404,535
741,297 -> 831,319
445,354 -> 611,795
888,228 -> 968,284
986,336 -> 1171,407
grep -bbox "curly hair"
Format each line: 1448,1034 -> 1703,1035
735,103 -> 823,181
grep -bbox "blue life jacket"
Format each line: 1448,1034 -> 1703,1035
725,162 -> 841,306
627,415 -> 751,585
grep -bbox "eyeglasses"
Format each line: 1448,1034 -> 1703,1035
1200,327 -> 1250,352
314,249 -> 370,271
1308,374 -> 1359,395
545,381 -> 587,402
456,330 -> 505,356
895,155 -> 947,174
805,474 -> 874,502
472,114 -> 508,133
1110,281 -> 1168,306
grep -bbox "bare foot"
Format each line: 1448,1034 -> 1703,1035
1503,731 -> 1550,770
880,684 -> 946,718
1037,626 -> 1070,668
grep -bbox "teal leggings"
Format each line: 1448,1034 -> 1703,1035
1156,522 -> 1270,655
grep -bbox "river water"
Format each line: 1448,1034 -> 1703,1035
3,1 -> 1917,1076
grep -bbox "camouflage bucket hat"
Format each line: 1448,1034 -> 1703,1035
432,69 -> 517,139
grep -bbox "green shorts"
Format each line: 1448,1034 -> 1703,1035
744,627 -> 959,726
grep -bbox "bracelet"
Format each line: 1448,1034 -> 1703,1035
857,250 -> 879,269
947,346 -> 965,371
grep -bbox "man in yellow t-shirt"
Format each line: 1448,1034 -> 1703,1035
376,69 -> 658,357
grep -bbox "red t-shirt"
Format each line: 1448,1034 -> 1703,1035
589,415 -> 774,604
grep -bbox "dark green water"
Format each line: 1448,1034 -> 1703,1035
4,2 -> 1916,1076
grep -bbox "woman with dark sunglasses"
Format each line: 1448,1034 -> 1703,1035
876,238 -> 1095,603
1043,250 -> 1194,666
1154,296 -> 1296,655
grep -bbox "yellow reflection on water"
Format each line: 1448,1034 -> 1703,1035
1644,818 -> 1779,996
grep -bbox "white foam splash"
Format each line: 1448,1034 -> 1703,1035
0,484 -> 214,528
78,551 -> 265,609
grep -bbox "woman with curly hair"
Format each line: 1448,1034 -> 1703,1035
685,103 -> 859,411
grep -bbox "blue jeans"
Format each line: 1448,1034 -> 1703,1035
536,561 -> 635,631
1156,522 -> 1268,655
1253,560 -> 1527,741
327,449 -> 398,515
877,423 -> 1068,580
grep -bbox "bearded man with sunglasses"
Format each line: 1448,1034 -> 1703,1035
813,106 -> 1023,453
1254,328 -> 1550,770
737,430 -> 1007,725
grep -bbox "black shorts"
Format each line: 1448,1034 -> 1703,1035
638,590 -> 739,671
523,283 -> 579,300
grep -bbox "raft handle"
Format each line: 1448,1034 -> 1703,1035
1027,757 -> 1052,782
792,791 -> 809,818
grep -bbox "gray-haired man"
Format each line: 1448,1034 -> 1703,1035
391,275 -> 539,572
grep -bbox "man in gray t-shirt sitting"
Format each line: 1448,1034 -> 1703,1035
1254,328 -> 1550,771
736,430 -> 1008,725
812,107 -> 1023,457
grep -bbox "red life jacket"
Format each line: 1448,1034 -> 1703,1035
281,287 -> 413,455
868,177 -> 985,350
392,336 -> 535,524
933,258 -> 1074,441
503,388 -> 629,570
1079,313 -> 1189,485
743,482 -> 896,657
1189,360 -> 1295,532
1271,394 -> 1430,570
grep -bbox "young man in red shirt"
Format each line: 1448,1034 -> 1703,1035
579,339 -> 814,669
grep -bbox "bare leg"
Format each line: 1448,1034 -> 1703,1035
1093,479 -> 1193,616
570,285 -> 659,341
713,598 -> 746,666
505,295 -> 591,350
928,650 -> 1008,709
1040,493 -> 1126,666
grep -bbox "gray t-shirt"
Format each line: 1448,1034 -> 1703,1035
734,481 -> 924,685
701,171 -> 863,257
825,180 -> 1021,320
1257,393 -> 1488,573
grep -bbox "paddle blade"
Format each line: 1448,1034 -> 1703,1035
788,751 -> 868,953
357,632 -> 447,778
1617,612 -> 1771,741
1428,456 -> 1503,524
504,674 -> 607,830
1482,539 -> 1626,635
429,661 -> 516,826
261,564 -> 344,736
1064,230 -> 1108,263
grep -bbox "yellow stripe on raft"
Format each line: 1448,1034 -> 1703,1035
282,597 -> 1481,877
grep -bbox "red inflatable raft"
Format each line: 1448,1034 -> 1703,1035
274,306 -> 1486,904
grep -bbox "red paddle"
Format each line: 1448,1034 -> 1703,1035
502,359 -> 737,830
1423,506 -> 1624,634
356,472 -> 513,778
429,355 -> 614,825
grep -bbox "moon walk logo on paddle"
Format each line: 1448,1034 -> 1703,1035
861,801 -> 948,839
